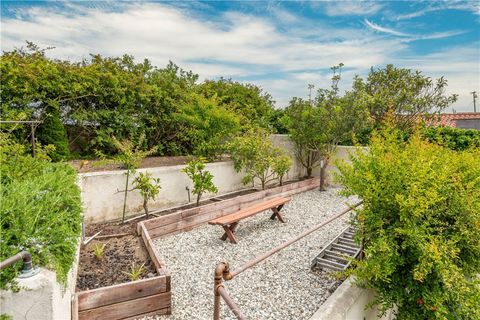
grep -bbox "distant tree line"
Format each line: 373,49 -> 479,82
1,42 -> 279,160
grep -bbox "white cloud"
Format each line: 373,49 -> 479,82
0,2 -> 477,111
364,19 -> 410,37
394,45 -> 480,113
321,1 -> 384,17
397,1 -> 480,20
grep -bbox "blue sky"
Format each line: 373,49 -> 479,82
1,1 -> 479,112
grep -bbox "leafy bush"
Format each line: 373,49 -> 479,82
182,157 -> 218,206
422,126 -> 480,151
0,135 -> 82,289
229,129 -> 292,189
132,172 -> 161,218
272,154 -> 292,186
1,44 -> 276,158
337,125 -> 480,319
175,94 -> 240,160
343,125 -> 480,152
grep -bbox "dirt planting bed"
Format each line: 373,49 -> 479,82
77,235 -> 156,290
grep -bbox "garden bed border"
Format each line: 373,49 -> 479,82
140,177 -> 320,239
72,227 -> 171,320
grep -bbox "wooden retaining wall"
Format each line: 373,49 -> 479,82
73,225 -> 171,320
141,178 -> 320,239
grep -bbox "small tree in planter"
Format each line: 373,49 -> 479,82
182,157 -> 218,206
229,129 -> 292,189
272,154 -> 292,186
96,133 -> 157,222
132,172 -> 161,219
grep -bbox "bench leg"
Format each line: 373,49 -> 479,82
270,204 -> 285,223
220,222 -> 238,241
221,223 -> 238,244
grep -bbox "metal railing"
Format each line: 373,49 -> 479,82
213,201 -> 363,320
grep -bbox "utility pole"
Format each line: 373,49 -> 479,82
471,91 -> 477,112
308,84 -> 314,105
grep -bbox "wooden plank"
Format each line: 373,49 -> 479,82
139,222 -> 166,274
78,292 -> 171,320
77,276 -> 167,311
71,294 -> 78,320
120,307 -> 171,320
209,197 -> 290,225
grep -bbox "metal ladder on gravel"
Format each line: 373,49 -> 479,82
311,226 -> 361,271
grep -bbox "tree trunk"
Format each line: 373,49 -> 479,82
306,167 -> 312,178
196,193 -> 201,206
122,171 -> 130,223
319,159 -> 328,191
143,199 -> 149,219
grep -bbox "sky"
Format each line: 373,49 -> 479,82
1,1 -> 479,112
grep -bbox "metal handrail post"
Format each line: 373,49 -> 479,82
212,201 -> 362,319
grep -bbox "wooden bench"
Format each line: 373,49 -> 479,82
208,197 -> 291,244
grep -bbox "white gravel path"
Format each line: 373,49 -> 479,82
146,188 -> 358,320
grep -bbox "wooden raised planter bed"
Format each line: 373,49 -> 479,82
140,177 -> 320,240
72,225 -> 171,320
72,178 -> 318,319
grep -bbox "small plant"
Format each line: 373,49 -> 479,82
132,172 -> 161,218
122,262 -> 146,281
96,133 -> 157,222
272,153 -> 292,186
91,242 -> 106,260
182,157 -> 218,206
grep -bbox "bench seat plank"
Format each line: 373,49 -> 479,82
209,197 -> 290,226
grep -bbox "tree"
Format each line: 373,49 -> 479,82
197,78 -> 275,128
284,64 -> 365,178
272,154 -> 292,186
350,64 -> 458,129
283,98 -> 322,178
132,172 -> 161,219
37,102 -> 70,161
96,134 -> 157,222
175,93 -> 240,160
336,124 -> 480,319
229,129 -> 292,189
182,157 -> 218,206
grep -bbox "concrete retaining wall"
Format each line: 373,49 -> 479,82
79,161 -> 248,223
0,243 -> 80,320
309,277 -> 395,320
80,135 -> 360,223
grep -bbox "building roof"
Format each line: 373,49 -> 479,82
430,112 -> 480,127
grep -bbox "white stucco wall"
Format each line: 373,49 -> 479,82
0,243 -> 80,320
310,277 -> 395,320
80,161 -> 249,223
79,135 -> 362,223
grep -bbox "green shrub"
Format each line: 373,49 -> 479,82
37,104 -> 71,161
337,125 -> 480,319
228,129 -> 292,189
182,157 -> 218,206
0,135 -> 82,289
422,126 -> 480,151
132,172 -> 161,218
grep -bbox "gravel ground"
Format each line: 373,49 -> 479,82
144,188 -> 358,320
